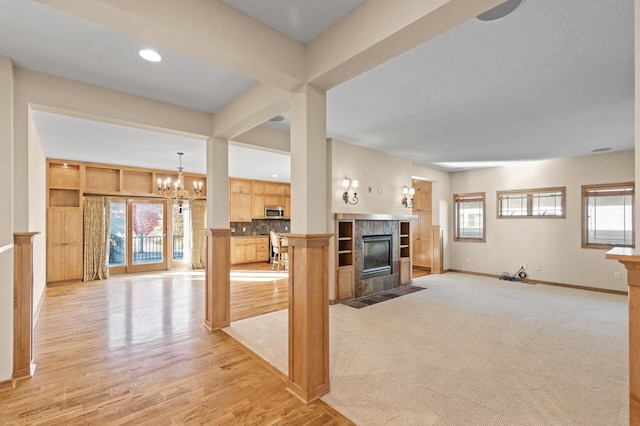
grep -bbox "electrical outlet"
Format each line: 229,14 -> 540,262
536,265 -> 541,271
614,272 -> 621,280
464,257 -> 469,264
285,226 -> 288,231
378,187 -> 382,195
242,227 -> 246,232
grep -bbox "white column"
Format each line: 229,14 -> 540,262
0,55 -> 14,384
206,137 -> 229,228
290,84 -> 327,234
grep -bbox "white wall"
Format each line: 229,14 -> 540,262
28,110 -> 47,319
449,151 -> 634,292
0,56 -> 14,382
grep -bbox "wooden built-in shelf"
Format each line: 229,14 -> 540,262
49,188 -> 80,207
336,220 -> 355,301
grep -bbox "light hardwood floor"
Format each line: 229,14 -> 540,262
0,263 -> 353,425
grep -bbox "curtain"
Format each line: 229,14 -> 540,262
83,196 -> 111,281
190,199 -> 206,269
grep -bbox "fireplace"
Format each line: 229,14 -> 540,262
362,235 -> 392,279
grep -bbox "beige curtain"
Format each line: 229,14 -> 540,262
190,199 -> 206,269
83,196 -> 110,281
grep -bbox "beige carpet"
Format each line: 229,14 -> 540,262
223,272 -> 628,425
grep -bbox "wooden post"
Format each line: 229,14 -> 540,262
606,248 -> 640,425
204,228 -> 231,331
13,232 -> 39,381
287,233 -> 332,404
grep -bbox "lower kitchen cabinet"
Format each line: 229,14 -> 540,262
230,236 -> 269,265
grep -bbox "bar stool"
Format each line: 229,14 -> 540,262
270,231 -> 288,272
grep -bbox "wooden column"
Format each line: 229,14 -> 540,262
606,248 -> 640,425
204,228 -> 231,331
13,232 -> 39,381
287,233 -> 332,404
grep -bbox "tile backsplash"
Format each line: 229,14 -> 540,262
230,219 -> 291,236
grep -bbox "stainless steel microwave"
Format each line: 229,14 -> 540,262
265,206 -> 285,219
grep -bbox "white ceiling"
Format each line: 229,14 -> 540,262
1,0 -> 634,178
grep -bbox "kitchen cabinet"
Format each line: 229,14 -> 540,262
252,181 -> 265,219
230,236 -> 269,264
229,178 -> 252,222
264,182 -> 285,208
284,183 -> 291,219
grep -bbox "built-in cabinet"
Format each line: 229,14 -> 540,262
47,162 -> 83,283
412,179 -> 433,270
231,178 -> 291,222
335,216 -> 413,302
46,159 -> 207,284
230,236 -> 269,265
336,220 -> 354,301
47,207 -> 83,282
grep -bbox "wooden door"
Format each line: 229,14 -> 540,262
46,208 -> 66,282
64,208 -> 83,279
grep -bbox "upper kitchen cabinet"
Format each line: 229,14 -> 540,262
229,178 -> 252,222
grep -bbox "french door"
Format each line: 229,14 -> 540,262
109,198 -> 168,274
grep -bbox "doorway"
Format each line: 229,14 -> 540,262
109,198 -> 168,274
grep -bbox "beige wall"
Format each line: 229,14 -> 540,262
449,151 -> 634,292
0,56 -> 14,382
327,139 -> 449,299
330,139 -> 414,215
28,110 -> 47,317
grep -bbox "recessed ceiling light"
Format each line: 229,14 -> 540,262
477,0 -> 521,22
269,115 -> 284,122
139,49 -> 161,62
272,174 -> 279,177
591,147 -> 612,153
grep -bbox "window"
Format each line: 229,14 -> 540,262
582,183 -> 634,249
497,187 -> 565,218
454,193 -> 485,242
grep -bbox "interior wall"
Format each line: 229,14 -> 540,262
330,138 -> 413,215
28,110 -> 47,318
12,67 -> 212,233
328,138 -> 414,301
449,151 -> 634,292
0,56 -> 14,382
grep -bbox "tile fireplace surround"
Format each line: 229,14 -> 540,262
335,213 -> 417,298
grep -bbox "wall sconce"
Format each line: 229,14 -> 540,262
402,186 -> 415,208
342,177 -> 359,205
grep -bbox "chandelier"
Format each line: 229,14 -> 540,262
157,152 -> 203,213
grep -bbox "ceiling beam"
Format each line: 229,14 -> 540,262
36,0 -> 306,91
212,83 -> 290,140
306,0 -> 505,90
